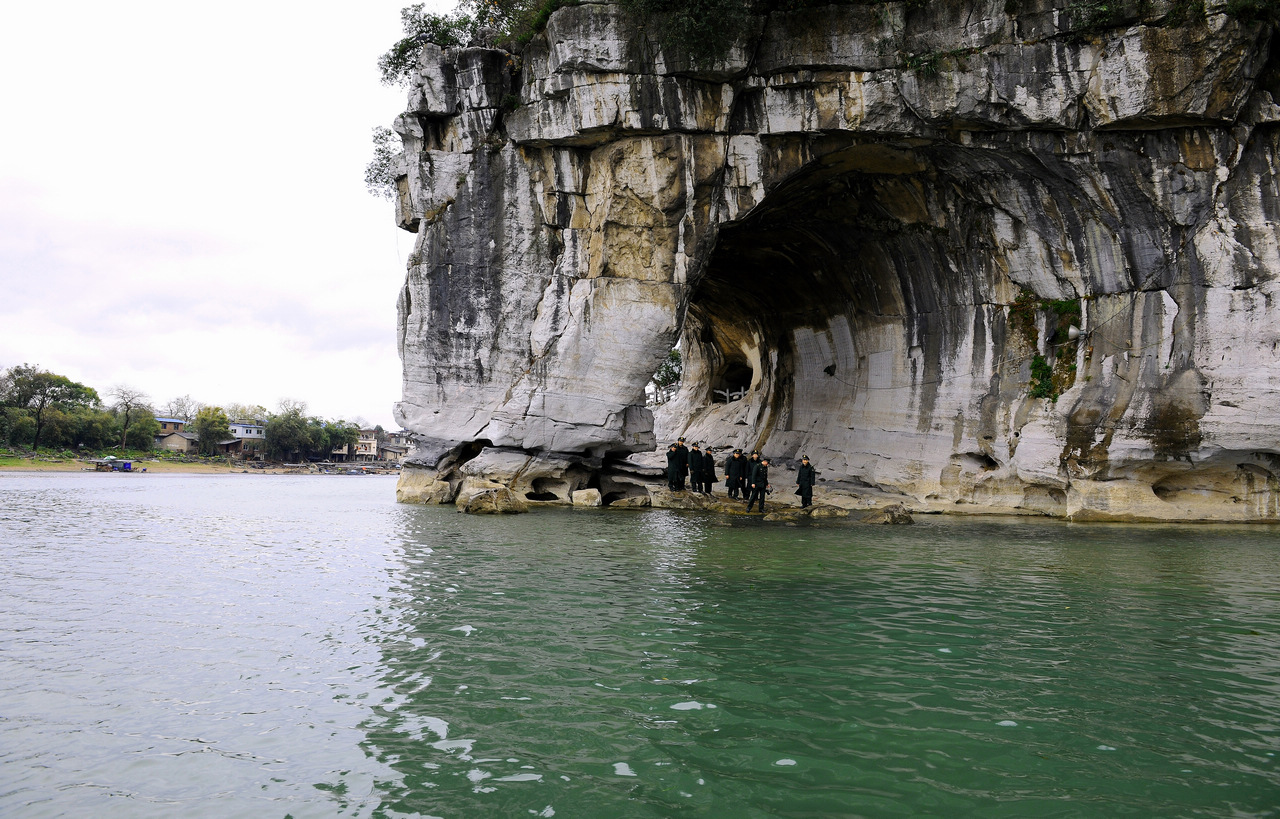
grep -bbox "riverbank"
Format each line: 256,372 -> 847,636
0,457 -> 331,475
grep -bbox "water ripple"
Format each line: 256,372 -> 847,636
3,477 -> 1280,816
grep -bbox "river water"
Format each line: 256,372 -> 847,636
3,473 -> 1279,818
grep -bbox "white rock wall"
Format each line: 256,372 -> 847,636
392,0 -> 1280,521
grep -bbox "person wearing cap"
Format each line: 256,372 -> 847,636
688,443 -> 705,492
796,454 -> 816,508
724,448 -> 747,499
744,450 -> 761,504
665,443 -> 681,490
746,456 -> 772,513
675,437 -> 690,490
699,445 -> 717,494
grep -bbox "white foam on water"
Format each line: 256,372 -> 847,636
1097,745 -> 1117,751
697,779 -> 705,785
613,762 -> 637,777
938,648 -> 952,653
445,587 -> 459,593
423,762 -> 440,770
501,696 -> 532,701
495,773 -> 543,782
560,775 -> 571,781
450,625 -> 476,636
474,786 -> 496,794
467,768 -> 492,783
997,720 -> 1018,727
775,759 -> 797,766
432,739 -> 475,760
421,717 -> 449,740
681,792 -> 693,798
456,685 -> 469,692
671,701 -> 713,710
531,807 -> 555,817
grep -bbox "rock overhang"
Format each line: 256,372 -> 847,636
390,0 -> 1280,522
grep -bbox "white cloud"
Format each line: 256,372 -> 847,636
0,0 -> 454,426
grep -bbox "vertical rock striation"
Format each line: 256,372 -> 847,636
390,0 -> 1280,522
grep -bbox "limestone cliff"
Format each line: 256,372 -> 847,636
389,0 -> 1280,522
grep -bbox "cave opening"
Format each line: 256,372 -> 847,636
681,138 -> 1058,457
711,361 -> 753,403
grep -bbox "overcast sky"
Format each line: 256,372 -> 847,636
0,1 -> 454,428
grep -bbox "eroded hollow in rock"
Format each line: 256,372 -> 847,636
679,139 -> 1097,463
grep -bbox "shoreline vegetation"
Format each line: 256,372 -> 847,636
0,456 -> 397,475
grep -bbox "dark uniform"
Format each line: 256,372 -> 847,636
796,456 -> 816,508
688,445 -> 704,491
746,458 -> 771,513
699,447 -> 717,494
725,449 -> 747,499
744,451 -> 761,504
665,444 -> 681,490
674,438 -> 689,490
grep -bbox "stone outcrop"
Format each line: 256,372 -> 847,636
390,0 -> 1280,523
461,487 -> 529,514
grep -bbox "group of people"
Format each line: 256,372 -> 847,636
665,437 -> 817,513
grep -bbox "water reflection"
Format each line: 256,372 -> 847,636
353,508 -> 1280,816
9,474 -> 1275,817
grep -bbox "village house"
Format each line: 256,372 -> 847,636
157,431 -> 199,454
378,443 -> 408,463
216,438 -> 243,456
352,429 -> 378,462
229,419 -> 266,460
155,417 -> 186,434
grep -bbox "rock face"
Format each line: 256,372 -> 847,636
391,0 -> 1280,523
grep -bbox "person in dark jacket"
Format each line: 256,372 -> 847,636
665,443 -> 682,490
724,449 -> 747,499
675,437 -> 689,490
746,457 -> 771,513
745,451 -> 761,504
699,445 -> 717,494
796,454 -> 816,508
688,443 -> 704,492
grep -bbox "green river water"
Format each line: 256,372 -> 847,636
2,473 -> 1278,818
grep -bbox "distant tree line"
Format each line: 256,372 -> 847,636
1,364 -> 368,461
0,364 -> 158,452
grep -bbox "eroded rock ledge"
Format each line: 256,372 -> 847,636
389,0 -> 1280,523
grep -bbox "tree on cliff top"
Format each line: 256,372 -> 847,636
379,1 -> 583,86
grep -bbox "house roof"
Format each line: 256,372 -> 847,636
158,431 -> 199,441
155,417 -> 185,424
